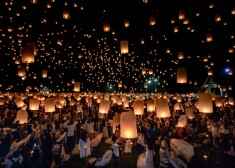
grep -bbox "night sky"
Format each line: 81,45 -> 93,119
0,0 -> 234,95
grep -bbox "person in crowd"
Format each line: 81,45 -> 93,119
159,138 -> 170,168
139,136 -> 154,168
3,150 -> 23,168
66,119 -> 75,155
79,130 -> 91,168
112,135 -> 120,168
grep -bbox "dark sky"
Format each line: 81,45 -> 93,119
0,0 -> 234,95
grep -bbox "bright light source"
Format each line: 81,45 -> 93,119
154,79 -> 158,82
148,80 -> 151,84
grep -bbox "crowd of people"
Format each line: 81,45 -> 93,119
0,93 -> 235,168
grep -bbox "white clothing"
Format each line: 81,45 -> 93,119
112,143 -> 119,157
142,144 -> 154,168
79,138 -> 91,158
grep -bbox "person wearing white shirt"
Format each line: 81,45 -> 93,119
79,130 -> 91,168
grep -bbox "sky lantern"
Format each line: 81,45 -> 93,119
42,70 -> 47,78
120,40 -> 129,54
150,16 -> 156,25
63,9 -> 70,19
198,93 -> 213,113
27,42 -> 37,55
155,98 -> 171,118
147,99 -> 155,112
44,98 -> 55,112
215,97 -> 223,107
29,98 -> 40,110
116,97 -> 122,105
148,68 -> 153,75
120,112 -> 138,139
178,52 -> 184,59
174,26 -> 178,33
144,83 -> 148,89
99,99 -> 110,114
15,110 -> 28,124
206,33 -> 213,42
18,66 -> 26,77
118,82 -> 122,88
208,69 -> 213,76
21,46 -> 35,63
179,10 -> 185,20
177,68 -> 187,83
124,19 -> 130,27
73,82 -> 81,92
14,97 -> 25,108
123,100 -> 129,108
133,100 -> 144,115
142,68 -> 146,75
103,23 -> 110,32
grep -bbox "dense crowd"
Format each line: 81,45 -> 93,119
0,94 -> 235,168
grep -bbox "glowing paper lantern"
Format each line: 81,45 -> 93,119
0,98 -> 5,105
179,10 -> 185,20
120,40 -> 129,54
99,100 -> 110,114
177,68 -> 187,84
150,16 -> 156,25
73,82 -> 81,92
116,97 -> 122,105
208,69 -> 213,76
155,98 -> 171,118
173,102 -> 184,111
42,70 -> 47,78
103,23 -> 110,32
118,82 -> 122,88
123,101 -> 129,108
142,68 -> 146,75
120,112 -> 138,139
178,52 -> 184,59
15,110 -> 28,124
148,68 -> 153,75
29,98 -> 40,110
18,66 -> 26,77
63,9 -> 70,19
21,46 -> 34,63
14,97 -> 25,108
144,83 -> 148,89
124,19 -> 130,27
206,34 -> 213,42
147,99 -> 155,112
44,98 -> 55,112
133,100 -> 144,115
198,93 -> 213,113
215,97 -> 223,107
174,26 -> 178,33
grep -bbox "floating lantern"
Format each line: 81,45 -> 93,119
120,112 -> 138,139
124,19 -> 130,27
150,16 -> 156,25
29,98 -> 40,110
98,100 -> 110,114
206,34 -> 213,42
73,82 -> 81,92
123,100 -> 129,108
155,98 -> 171,118
21,46 -> 34,63
208,69 -> 213,76
147,99 -> 155,112
228,97 -> 234,106
177,68 -> 187,84
215,97 -> 223,107
44,98 -> 55,112
174,26 -> 178,33
15,110 -> 28,124
63,9 -> 70,19
179,10 -> 185,20
103,23 -> 110,32
14,97 -> 25,108
185,107 -> 195,119
120,40 -> 129,54
18,66 -> 26,77
142,68 -> 146,75
198,93 -> 213,113
42,70 -> 47,78
148,68 -> 153,75
133,100 -> 144,115
118,82 -> 122,88
178,52 -> 184,59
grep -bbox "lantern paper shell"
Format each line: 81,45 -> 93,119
21,46 -> 35,63
42,70 -> 47,78
123,101 -> 129,108
103,23 -> 111,32
0,98 -> 5,105
73,82 -> 81,92
198,93 -> 213,113
177,68 -> 187,84
150,16 -> 156,25
15,110 -> 28,124
155,98 -> 171,118
133,100 -> 144,115
14,97 -> 25,108
174,102 -> 184,111
44,98 -> 55,112
215,97 -> 223,107
120,40 -> 129,54
18,66 -> 26,77
120,112 -> 138,139
29,98 -> 40,110
99,100 -> 110,114
147,99 -> 155,112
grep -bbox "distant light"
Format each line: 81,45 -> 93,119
148,80 -> 151,84
154,79 -> 158,82
22,77 -> 25,80
225,68 -> 230,72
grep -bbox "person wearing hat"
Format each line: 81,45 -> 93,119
159,139 -> 170,168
